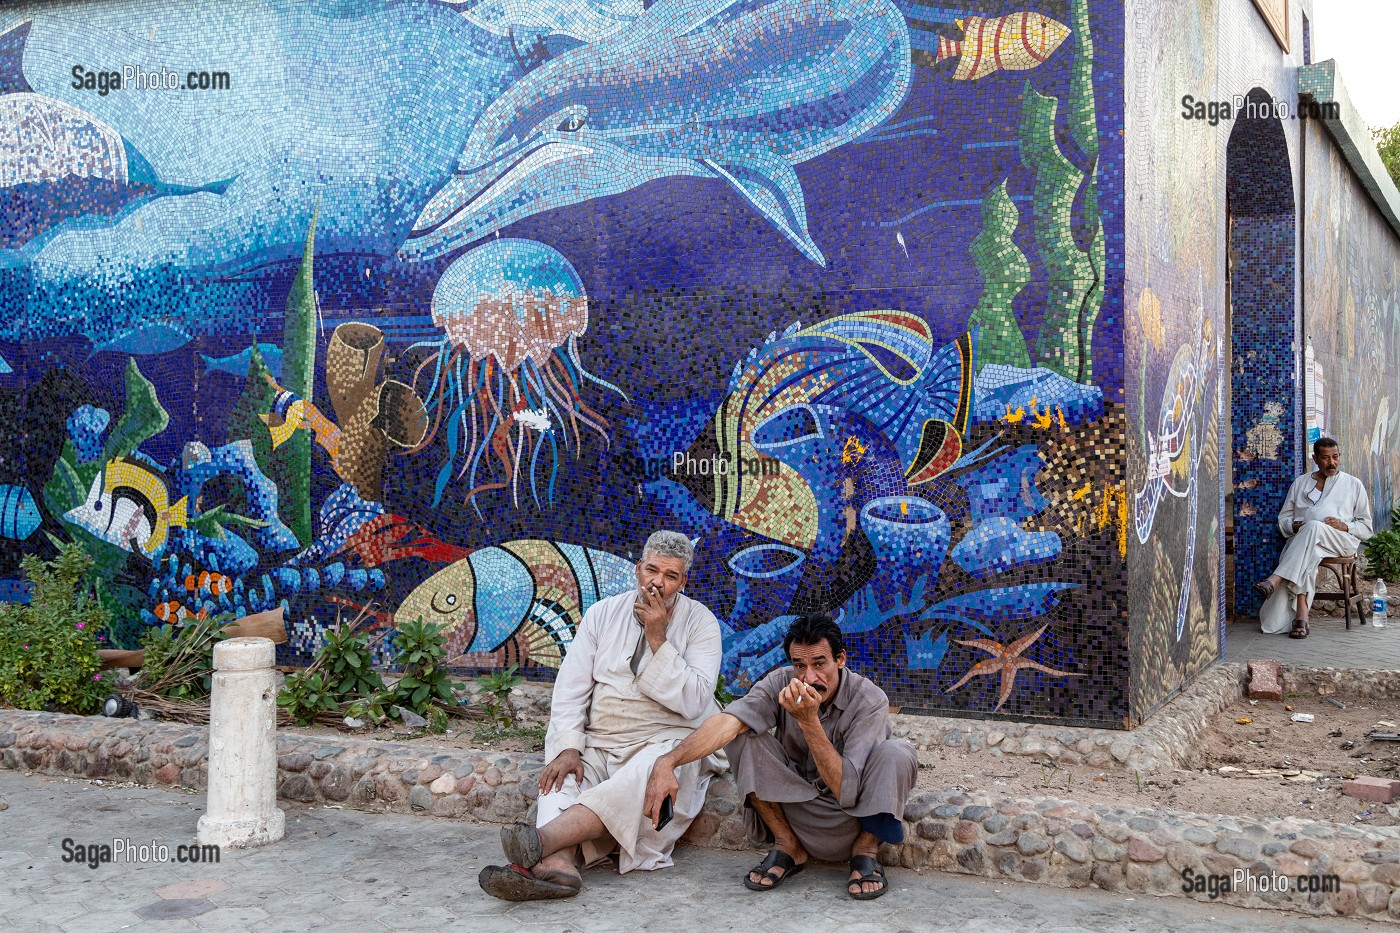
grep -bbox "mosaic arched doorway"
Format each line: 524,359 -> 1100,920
1227,87 -> 1299,618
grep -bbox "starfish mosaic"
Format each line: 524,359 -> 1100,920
944,624 -> 1084,711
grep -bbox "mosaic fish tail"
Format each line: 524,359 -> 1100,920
905,330 -> 975,484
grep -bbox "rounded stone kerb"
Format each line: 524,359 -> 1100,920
212,637 -> 276,672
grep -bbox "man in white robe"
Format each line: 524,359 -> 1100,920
478,530 -> 724,901
1256,438 -> 1373,637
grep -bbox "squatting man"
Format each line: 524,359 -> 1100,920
477,530 -> 725,900
1255,437 -> 1373,638
647,614 -> 916,900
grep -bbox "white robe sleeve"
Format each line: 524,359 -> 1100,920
544,605 -> 600,762
635,607 -> 722,721
1350,476 -> 1374,541
1278,476 -> 1300,537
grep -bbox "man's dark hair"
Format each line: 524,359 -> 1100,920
782,614 -> 845,659
1314,437 -> 1339,457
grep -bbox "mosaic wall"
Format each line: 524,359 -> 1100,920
1303,117 -> 1400,531
1123,0 -> 1230,721
0,0 -> 1126,724
1123,0 -> 1310,719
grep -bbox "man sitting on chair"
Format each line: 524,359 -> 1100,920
1255,437 -> 1373,639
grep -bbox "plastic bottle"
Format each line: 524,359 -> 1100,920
1373,580 -> 1388,628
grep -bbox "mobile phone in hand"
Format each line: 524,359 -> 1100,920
657,794 -> 674,830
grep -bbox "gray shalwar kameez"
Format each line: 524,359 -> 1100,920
723,666 -> 917,862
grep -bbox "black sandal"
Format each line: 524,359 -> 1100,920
1254,579 -> 1277,599
1290,617 -> 1309,639
847,854 -> 888,900
743,849 -> 805,890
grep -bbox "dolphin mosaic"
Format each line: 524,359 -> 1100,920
403,0 -> 914,266
449,0 -> 647,44
1,0 -> 912,324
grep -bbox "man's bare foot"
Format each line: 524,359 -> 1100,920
745,845 -> 808,889
848,832 -> 886,897
531,852 -> 582,892
530,865 -> 582,892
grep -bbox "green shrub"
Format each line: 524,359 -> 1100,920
0,544 -> 112,713
477,664 -> 523,729
715,674 -> 735,707
319,624 -> 386,700
278,617 -> 463,729
137,614 -> 233,700
277,670 -> 340,726
1364,508 -> 1400,580
391,617 -> 463,726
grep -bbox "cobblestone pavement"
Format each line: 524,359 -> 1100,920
1,773 -> 1390,933
1225,615 -> 1400,670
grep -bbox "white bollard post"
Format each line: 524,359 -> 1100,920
197,637 -> 285,848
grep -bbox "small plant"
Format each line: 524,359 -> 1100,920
1134,771 -> 1143,793
390,617 -> 464,722
278,670 -> 341,726
279,610 -> 391,726
137,614 -> 234,700
0,543 -> 112,713
319,623 -> 386,701
1364,509 -> 1400,580
476,723 -> 546,749
714,674 -> 735,707
476,664 -> 523,729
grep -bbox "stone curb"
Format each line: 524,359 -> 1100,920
1281,666 -> 1400,700
3,705 -> 1398,923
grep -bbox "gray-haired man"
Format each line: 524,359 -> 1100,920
480,531 -> 725,901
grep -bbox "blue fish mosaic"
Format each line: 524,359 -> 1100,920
201,344 -> 283,379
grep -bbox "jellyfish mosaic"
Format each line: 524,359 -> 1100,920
405,239 -> 626,512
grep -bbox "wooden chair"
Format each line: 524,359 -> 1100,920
1313,556 -> 1369,629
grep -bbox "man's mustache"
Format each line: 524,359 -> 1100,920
637,585 -> 680,607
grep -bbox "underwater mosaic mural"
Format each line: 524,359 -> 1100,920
0,0 -> 1126,724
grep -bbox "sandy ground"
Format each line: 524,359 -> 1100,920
915,693 -> 1400,827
